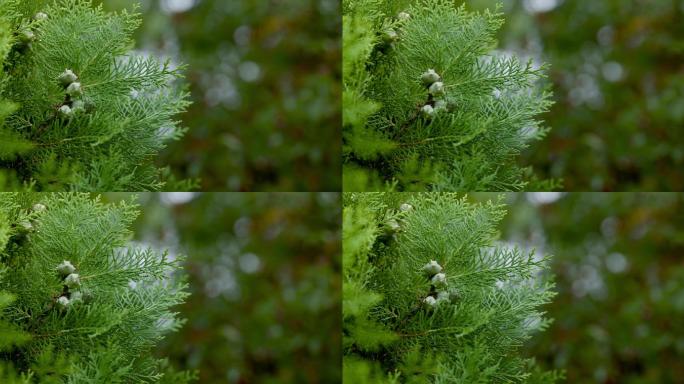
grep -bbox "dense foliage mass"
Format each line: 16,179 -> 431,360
105,0 -> 342,191
116,193 -> 342,383
0,0 -> 190,191
343,192 -> 560,383
343,0 -> 555,191
0,193 -> 191,383
471,0 -> 684,190
483,193 -> 684,382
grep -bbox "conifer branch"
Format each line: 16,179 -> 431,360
0,193 -> 195,382
343,193 -> 561,383
343,0 -> 559,191
0,0 -> 193,191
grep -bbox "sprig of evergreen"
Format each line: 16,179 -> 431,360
343,0 -> 558,191
0,0 -> 192,191
0,193 -> 194,383
343,192 -> 561,382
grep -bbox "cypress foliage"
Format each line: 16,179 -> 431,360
343,192 -> 561,382
342,0 -> 556,191
0,0 -> 191,191
0,193 -> 193,383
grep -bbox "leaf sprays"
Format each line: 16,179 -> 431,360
342,193 -> 560,382
342,1 -> 555,191
0,193 -> 193,381
0,0 -> 192,191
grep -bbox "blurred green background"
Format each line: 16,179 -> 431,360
472,192 -> 684,383
466,0 -> 684,191
104,192 -> 341,383
102,0 -> 341,191
97,0 -> 684,191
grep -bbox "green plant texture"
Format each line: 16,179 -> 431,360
0,0 -> 191,191
343,192 -> 561,383
343,0 -> 556,191
0,193 -> 192,383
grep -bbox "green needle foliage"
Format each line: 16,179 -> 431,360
0,193 -> 193,383
0,0 -> 191,191
343,0 -> 556,191
343,192 -> 561,383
